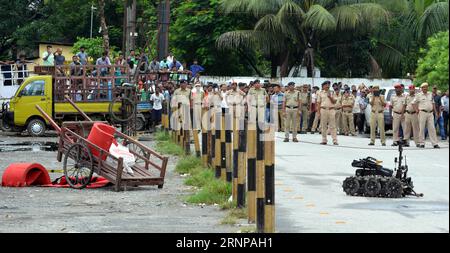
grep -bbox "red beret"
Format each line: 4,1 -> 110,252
408,85 -> 415,90
394,83 -> 402,88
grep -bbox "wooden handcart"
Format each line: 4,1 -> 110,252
35,100 -> 168,192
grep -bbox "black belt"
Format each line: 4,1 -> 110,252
406,111 -> 416,114
372,110 -> 383,113
393,111 -> 402,114
421,110 -> 432,113
321,107 -> 335,110
286,106 -> 298,109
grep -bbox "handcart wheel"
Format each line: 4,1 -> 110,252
63,143 -> 94,189
109,97 -> 136,123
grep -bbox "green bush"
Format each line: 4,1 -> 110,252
414,31 -> 449,91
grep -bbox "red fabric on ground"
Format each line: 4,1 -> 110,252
1,163 -> 110,189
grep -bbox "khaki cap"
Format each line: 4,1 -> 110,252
420,82 -> 429,88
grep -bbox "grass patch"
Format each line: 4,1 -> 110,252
220,207 -> 247,225
239,226 -> 256,233
175,156 -> 203,174
186,179 -> 232,205
155,140 -> 184,156
155,130 -> 170,142
184,167 -> 215,188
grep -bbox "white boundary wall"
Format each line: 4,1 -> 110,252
199,76 -> 413,89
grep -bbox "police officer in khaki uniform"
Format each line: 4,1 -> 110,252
403,85 -> 420,147
247,80 -> 268,129
413,82 -> 440,148
226,82 -> 246,129
299,84 -> 310,133
191,82 -> 205,130
283,82 -> 301,142
390,84 -> 407,146
332,83 -> 343,135
172,80 -> 192,130
317,81 -> 338,145
368,85 -> 386,146
341,88 -> 356,136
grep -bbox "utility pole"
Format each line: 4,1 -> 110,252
90,4 -> 97,39
157,0 -> 170,61
123,0 -> 137,56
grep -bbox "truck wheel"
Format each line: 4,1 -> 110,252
0,120 -> 12,132
136,117 -> 146,132
27,119 -> 46,137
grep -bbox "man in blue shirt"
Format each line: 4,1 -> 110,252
271,84 -> 285,130
168,57 -> 183,71
76,46 -> 89,65
189,60 -> 204,82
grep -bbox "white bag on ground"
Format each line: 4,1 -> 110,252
108,143 -> 135,175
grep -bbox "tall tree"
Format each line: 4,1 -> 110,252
98,0 -> 110,52
217,0 -> 390,78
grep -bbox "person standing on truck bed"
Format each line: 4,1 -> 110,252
42,45 -> 54,66
54,48 -> 65,76
76,46 -> 89,65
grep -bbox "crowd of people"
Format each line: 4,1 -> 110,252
144,78 -> 448,149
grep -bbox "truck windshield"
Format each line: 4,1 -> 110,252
20,80 -> 45,96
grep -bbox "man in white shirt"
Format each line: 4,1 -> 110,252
42,45 -> 54,66
150,87 -> 165,128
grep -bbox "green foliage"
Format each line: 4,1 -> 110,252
155,130 -> 170,142
414,31 -> 449,91
170,0 -> 256,76
184,167 -> 215,188
186,179 -> 232,205
72,37 -> 118,62
155,140 -> 184,156
175,156 -> 203,174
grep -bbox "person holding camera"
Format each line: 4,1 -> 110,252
368,85 -> 386,146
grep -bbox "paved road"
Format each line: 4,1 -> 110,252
274,133 -> 449,233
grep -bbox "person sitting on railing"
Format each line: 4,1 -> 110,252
169,57 -> 183,71
70,55 -> 83,76
95,51 -> 111,76
149,57 -> 160,72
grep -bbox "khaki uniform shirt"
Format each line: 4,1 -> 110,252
413,92 -> 434,112
405,94 -> 416,112
226,89 -> 246,106
335,92 -> 343,110
172,88 -> 191,106
391,93 -> 406,113
247,88 -> 268,107
284,90 -> 300,108
341,95 -> 355,112
368,94 -> 385,112
191,90 -> 205,106
317,90 -> 337,109
299,91 -> 310,109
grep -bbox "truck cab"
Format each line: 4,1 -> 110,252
3,75 -> 52,136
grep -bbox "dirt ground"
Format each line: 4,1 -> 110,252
0,132 -> 239,233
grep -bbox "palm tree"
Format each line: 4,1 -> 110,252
368,0 -> 448,77
217,0 -> 390,77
